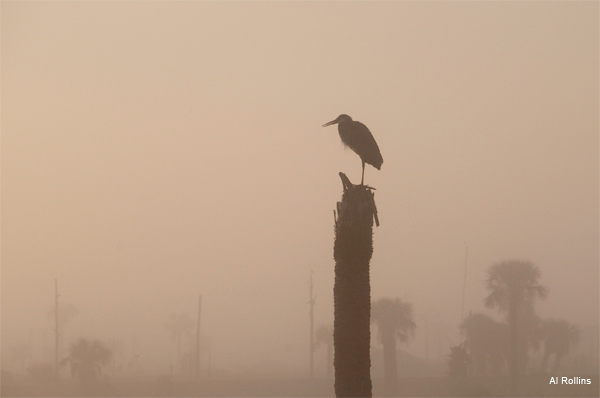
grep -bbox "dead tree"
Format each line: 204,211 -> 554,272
309,271 -> 316,378
333,173 -> 378,397
55,279 -> 60,380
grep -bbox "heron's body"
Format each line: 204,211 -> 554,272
322,114 -> 383,185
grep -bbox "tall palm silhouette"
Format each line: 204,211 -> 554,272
447,343 -> 469,395
460,312 -> 507,375
541,319 -> 580,373
314,324 -> 333,378
371,298 -> 416,397
484,260 -> 547,392
60,338 -> 112,385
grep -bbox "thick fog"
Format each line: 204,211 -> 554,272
2,0 -> 598,385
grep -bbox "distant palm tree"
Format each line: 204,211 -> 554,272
314,324 -> 333,378
164,313 -> 194,371
484,260 -> 547,392
541,319 -> 580,373
371,298 -> 416,397
447,343 -> 469,395
447,343 -> 469,378
460,312 -> 507,375
518,302 -> 545,370
60,338 -> 112,385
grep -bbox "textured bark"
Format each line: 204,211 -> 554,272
333,177 -> 377,397
326,343 -> 333,378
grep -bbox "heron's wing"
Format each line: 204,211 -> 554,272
343,122 -> 383,170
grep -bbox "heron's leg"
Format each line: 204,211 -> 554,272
361,161 -> 365,185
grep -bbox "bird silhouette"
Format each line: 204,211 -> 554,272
322,114 -> 383,185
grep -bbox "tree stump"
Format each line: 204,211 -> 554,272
333,173 -> 378,397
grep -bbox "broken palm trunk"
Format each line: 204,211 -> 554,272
333,173 -> 378,398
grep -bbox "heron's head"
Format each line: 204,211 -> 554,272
322,114 -> 353,127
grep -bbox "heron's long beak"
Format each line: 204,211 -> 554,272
322,119 -> 337,127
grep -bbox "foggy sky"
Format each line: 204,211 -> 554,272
2,1 -> 598,375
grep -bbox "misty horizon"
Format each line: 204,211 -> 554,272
2,1 -> 598,396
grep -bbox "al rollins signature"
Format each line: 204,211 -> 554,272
549,377 -> 591,384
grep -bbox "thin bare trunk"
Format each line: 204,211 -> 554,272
509,297 -> 518,395
309,272 -> 315,378
55,279 -> 60,380
196,294 -> 202,379
381,331 -> 398,397
541,350 -> 550,373
551,353 -> 563,373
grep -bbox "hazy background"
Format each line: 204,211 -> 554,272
2,1 -> 598,377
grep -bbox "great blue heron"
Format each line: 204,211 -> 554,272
322,114 -> 383,185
